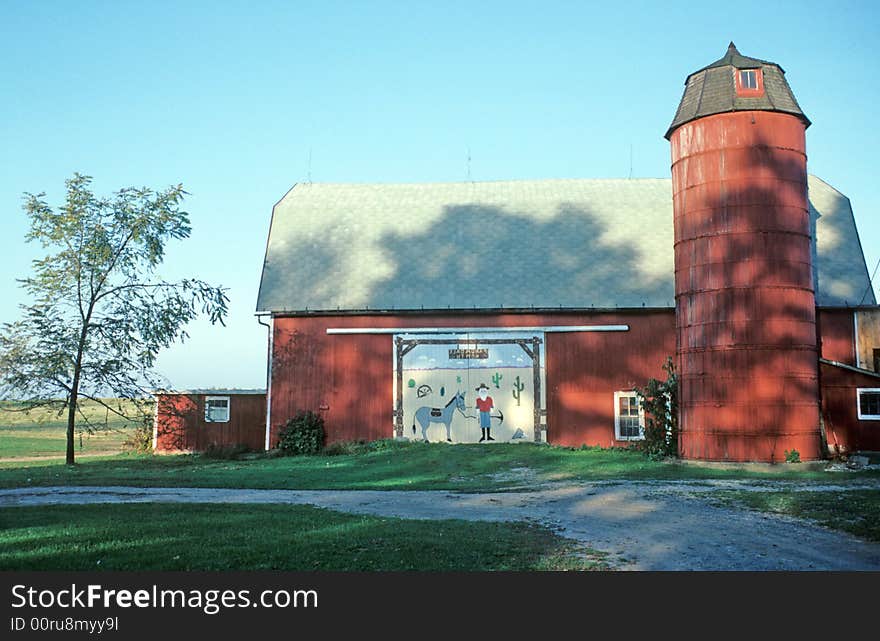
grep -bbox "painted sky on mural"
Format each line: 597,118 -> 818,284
1,1 -> 878,389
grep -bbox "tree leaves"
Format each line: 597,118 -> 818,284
0,173 -> 229,464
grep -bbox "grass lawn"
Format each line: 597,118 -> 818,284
1,440 -> 877,491
0,503 -> 607,571
706,489 -> 880,542
0,399 -> 144,459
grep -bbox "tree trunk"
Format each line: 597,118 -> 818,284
66,383 -> 78,465
66,325 -> 88,466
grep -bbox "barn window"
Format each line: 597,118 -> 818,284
740,69 -> 757,89
614,391 -> 644,440
857,389 -> 880,420
205,396 -> 230,423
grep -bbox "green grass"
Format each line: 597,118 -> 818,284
1,440 -> 877,491
707,489 -> 880,542
4,402 -> 878,491
0,399 -> 145,459
0,503 -> 607,571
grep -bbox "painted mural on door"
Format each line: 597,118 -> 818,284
394,333 -> 546,443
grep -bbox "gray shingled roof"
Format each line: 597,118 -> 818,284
666,43 -> 810,139
256,175 -> 875,313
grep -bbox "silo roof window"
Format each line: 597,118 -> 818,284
735,68 -> 764,95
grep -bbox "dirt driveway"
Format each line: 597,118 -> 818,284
3,481 -> 880,571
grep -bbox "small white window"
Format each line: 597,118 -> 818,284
615,391 -> 645,440
857,388 -> 880,421
740,69 -> 758,90
205,396 -> 230,423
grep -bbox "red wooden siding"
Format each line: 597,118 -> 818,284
670,111 -> 821,462
269,311 -> 676,448
544,312 -> 675,447
820,362 -> 880,453
817,309 -> 855,365
154,393 -> 266,452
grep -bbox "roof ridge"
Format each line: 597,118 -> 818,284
283,177 -> 673,188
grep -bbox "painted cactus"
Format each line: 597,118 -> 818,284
512,375 -> 524,406
492,372 -> 503,388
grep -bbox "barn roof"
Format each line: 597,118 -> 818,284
256,175 -> 875,314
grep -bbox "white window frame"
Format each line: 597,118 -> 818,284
740,69 -> 757,89
205,396 -> 231,423
614,390 -> 645,441
857,388 -> 880,421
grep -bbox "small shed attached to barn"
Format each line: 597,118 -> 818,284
152,389 -> 266,452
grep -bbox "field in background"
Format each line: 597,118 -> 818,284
0,399 -> 148,459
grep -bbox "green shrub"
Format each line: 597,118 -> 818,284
278,411 -> 325,455
123,418 -> 154,453
634,356 -> 679,460
323,441 -> 362,456
203,443 -> 251,460
784,449 -> 801,464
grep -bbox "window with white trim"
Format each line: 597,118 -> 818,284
740,69 -> 757,89
614,391 -> 644,440
857,388 -> 880,421
205,396 -> 230,423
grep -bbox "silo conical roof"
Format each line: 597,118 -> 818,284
665,42 -> 810,139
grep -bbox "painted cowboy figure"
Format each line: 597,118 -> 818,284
475,383 -> 495,442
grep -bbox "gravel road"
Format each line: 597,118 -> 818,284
3,481 -> 880,571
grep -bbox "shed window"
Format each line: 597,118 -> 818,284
740,69 -> 758,90
615,391 -> 644,440
205,396 -> 230,423
857,389 -> 880,421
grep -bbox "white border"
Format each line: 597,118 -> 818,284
264,316 -> 274,450
614,390 -> 645,441
857,388 -> 880,421
328,325 -> 628,335
205,395 -> 231,423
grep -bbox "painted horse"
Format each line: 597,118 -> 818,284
412,390 -> 467,442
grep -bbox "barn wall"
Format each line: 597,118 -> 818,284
820,362 -> 880,453
269,311 -> 676,448
154,393 -> 266,452
545,313 -> 676,447
817,309 -> 855,365
154,394 -> 197,451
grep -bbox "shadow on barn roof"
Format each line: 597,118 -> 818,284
256,176 -> 874,314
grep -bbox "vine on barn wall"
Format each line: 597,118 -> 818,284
634,357 -> 679,460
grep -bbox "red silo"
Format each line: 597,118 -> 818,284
666,43 -> 821,462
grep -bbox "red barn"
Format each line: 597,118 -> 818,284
254,43 -> 879,461
153,390 -> 266,452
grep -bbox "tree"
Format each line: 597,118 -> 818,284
0,173 -> 228,464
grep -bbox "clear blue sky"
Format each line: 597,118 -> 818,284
2,0 -> 878,389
